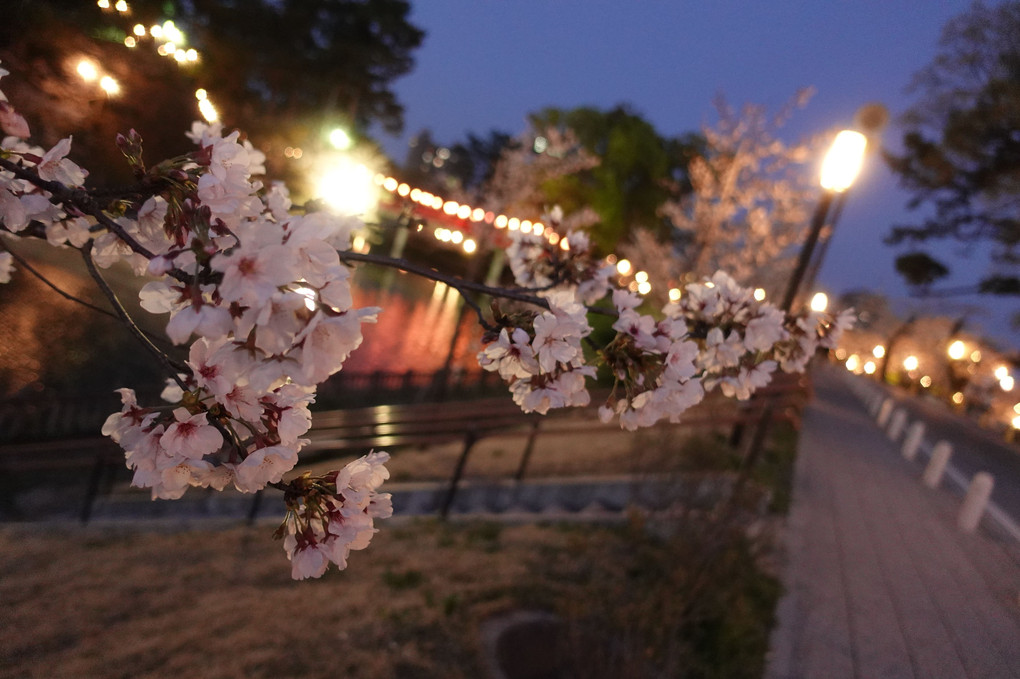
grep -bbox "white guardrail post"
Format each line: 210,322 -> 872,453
877,398 -> 895,427
922,441 -> 953,488
958,472 -> 995,533
901,421 -> 925,461
887,409 -> 908,442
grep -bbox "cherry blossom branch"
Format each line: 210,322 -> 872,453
80,247 -> 189,389
0,156 -> 193,283
338,250 -> 617,317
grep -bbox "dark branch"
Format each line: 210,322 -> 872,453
80,248 -> 190,389
0,156 -> 193,284
338,250 -> 616,317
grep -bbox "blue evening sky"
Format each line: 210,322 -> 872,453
372,1 -> 1016,350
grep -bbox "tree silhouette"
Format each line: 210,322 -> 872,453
885,1 -> 1020,299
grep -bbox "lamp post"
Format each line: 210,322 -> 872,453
779,130 -> 868,313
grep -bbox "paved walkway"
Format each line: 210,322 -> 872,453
766,366 -> 1020,679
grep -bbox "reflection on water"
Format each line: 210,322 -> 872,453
342,271 -> 484,375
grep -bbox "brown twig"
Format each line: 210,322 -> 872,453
80,247 -> 190,389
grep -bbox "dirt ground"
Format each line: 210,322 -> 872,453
1,406 -> 785,679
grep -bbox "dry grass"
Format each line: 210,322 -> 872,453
0,520 -> 555,679
0,411 -> 791,679
0,513 -> 780,679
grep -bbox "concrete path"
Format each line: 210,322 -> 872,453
766,366 -> 1020,679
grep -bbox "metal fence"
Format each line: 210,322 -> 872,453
0,369 -> 506,443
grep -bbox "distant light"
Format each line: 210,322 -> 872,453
150,25 -> 163,38
835,348 -> 847,361
185,49 -> 198,62
970,350 -> 982,363
846,355 -> 860,372
634,271 -> 649,284
873,345 -> 885,359
809,292 -> 828,312
1014,402 -> 1020,415
753,288 -> 766,302
457,205 -> 471,220
463,239 -> 477,254
97,0 -> 110,8
920,375 -> 932,388
195,88 -> 207,100
559,238 -> 570,251
114,0 -> 128,11
99,75 -> 120,95
161,21 -> 185,45
123,36 -> 137,47
397,183 -> 411,197
637,281 -> 652,295
174,50 -> 187,63
668,288 -> 682,302
494,215 -> 508,229
198,98 -> 218,123
820,130 -> 867,192
133,24 -> 146,36
616,259 -> 632,276
1001,375 -> 1015,392
520,221 -> 533,234
382,177 -> 398,192
471,208 -> 485,221
903,355 -> 919,371
430,196 -> 443,210
442,201 -> 458,215
507,217 -> 520,231
1013,415 -> 1020,431
863,360 -> 877,375
547,232 -> 560,245
952,392 -> 965,405
329,128 -> 352,150
947,340 -> 966,360
450,231 -> 464,244
994,365 -> 1009,380
533,136 -> 548,153
409,188 -> 421,202
76,59 -> 99,82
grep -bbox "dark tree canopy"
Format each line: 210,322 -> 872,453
175,0 -> 424,135
529,105 -> 699,252
0,0 -> 423,184
885,0 -> 1020,297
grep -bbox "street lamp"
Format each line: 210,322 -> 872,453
779,130 -> 868,313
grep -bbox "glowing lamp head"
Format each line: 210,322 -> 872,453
99,75 -> 120,95
329,128 -> 352,150
820,130 -> 867,192
948,340 -> 966,361
316,160 -> 375,216
76,59 -> 99,82
903,355 -> 919,372
809,292 -> 828,312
